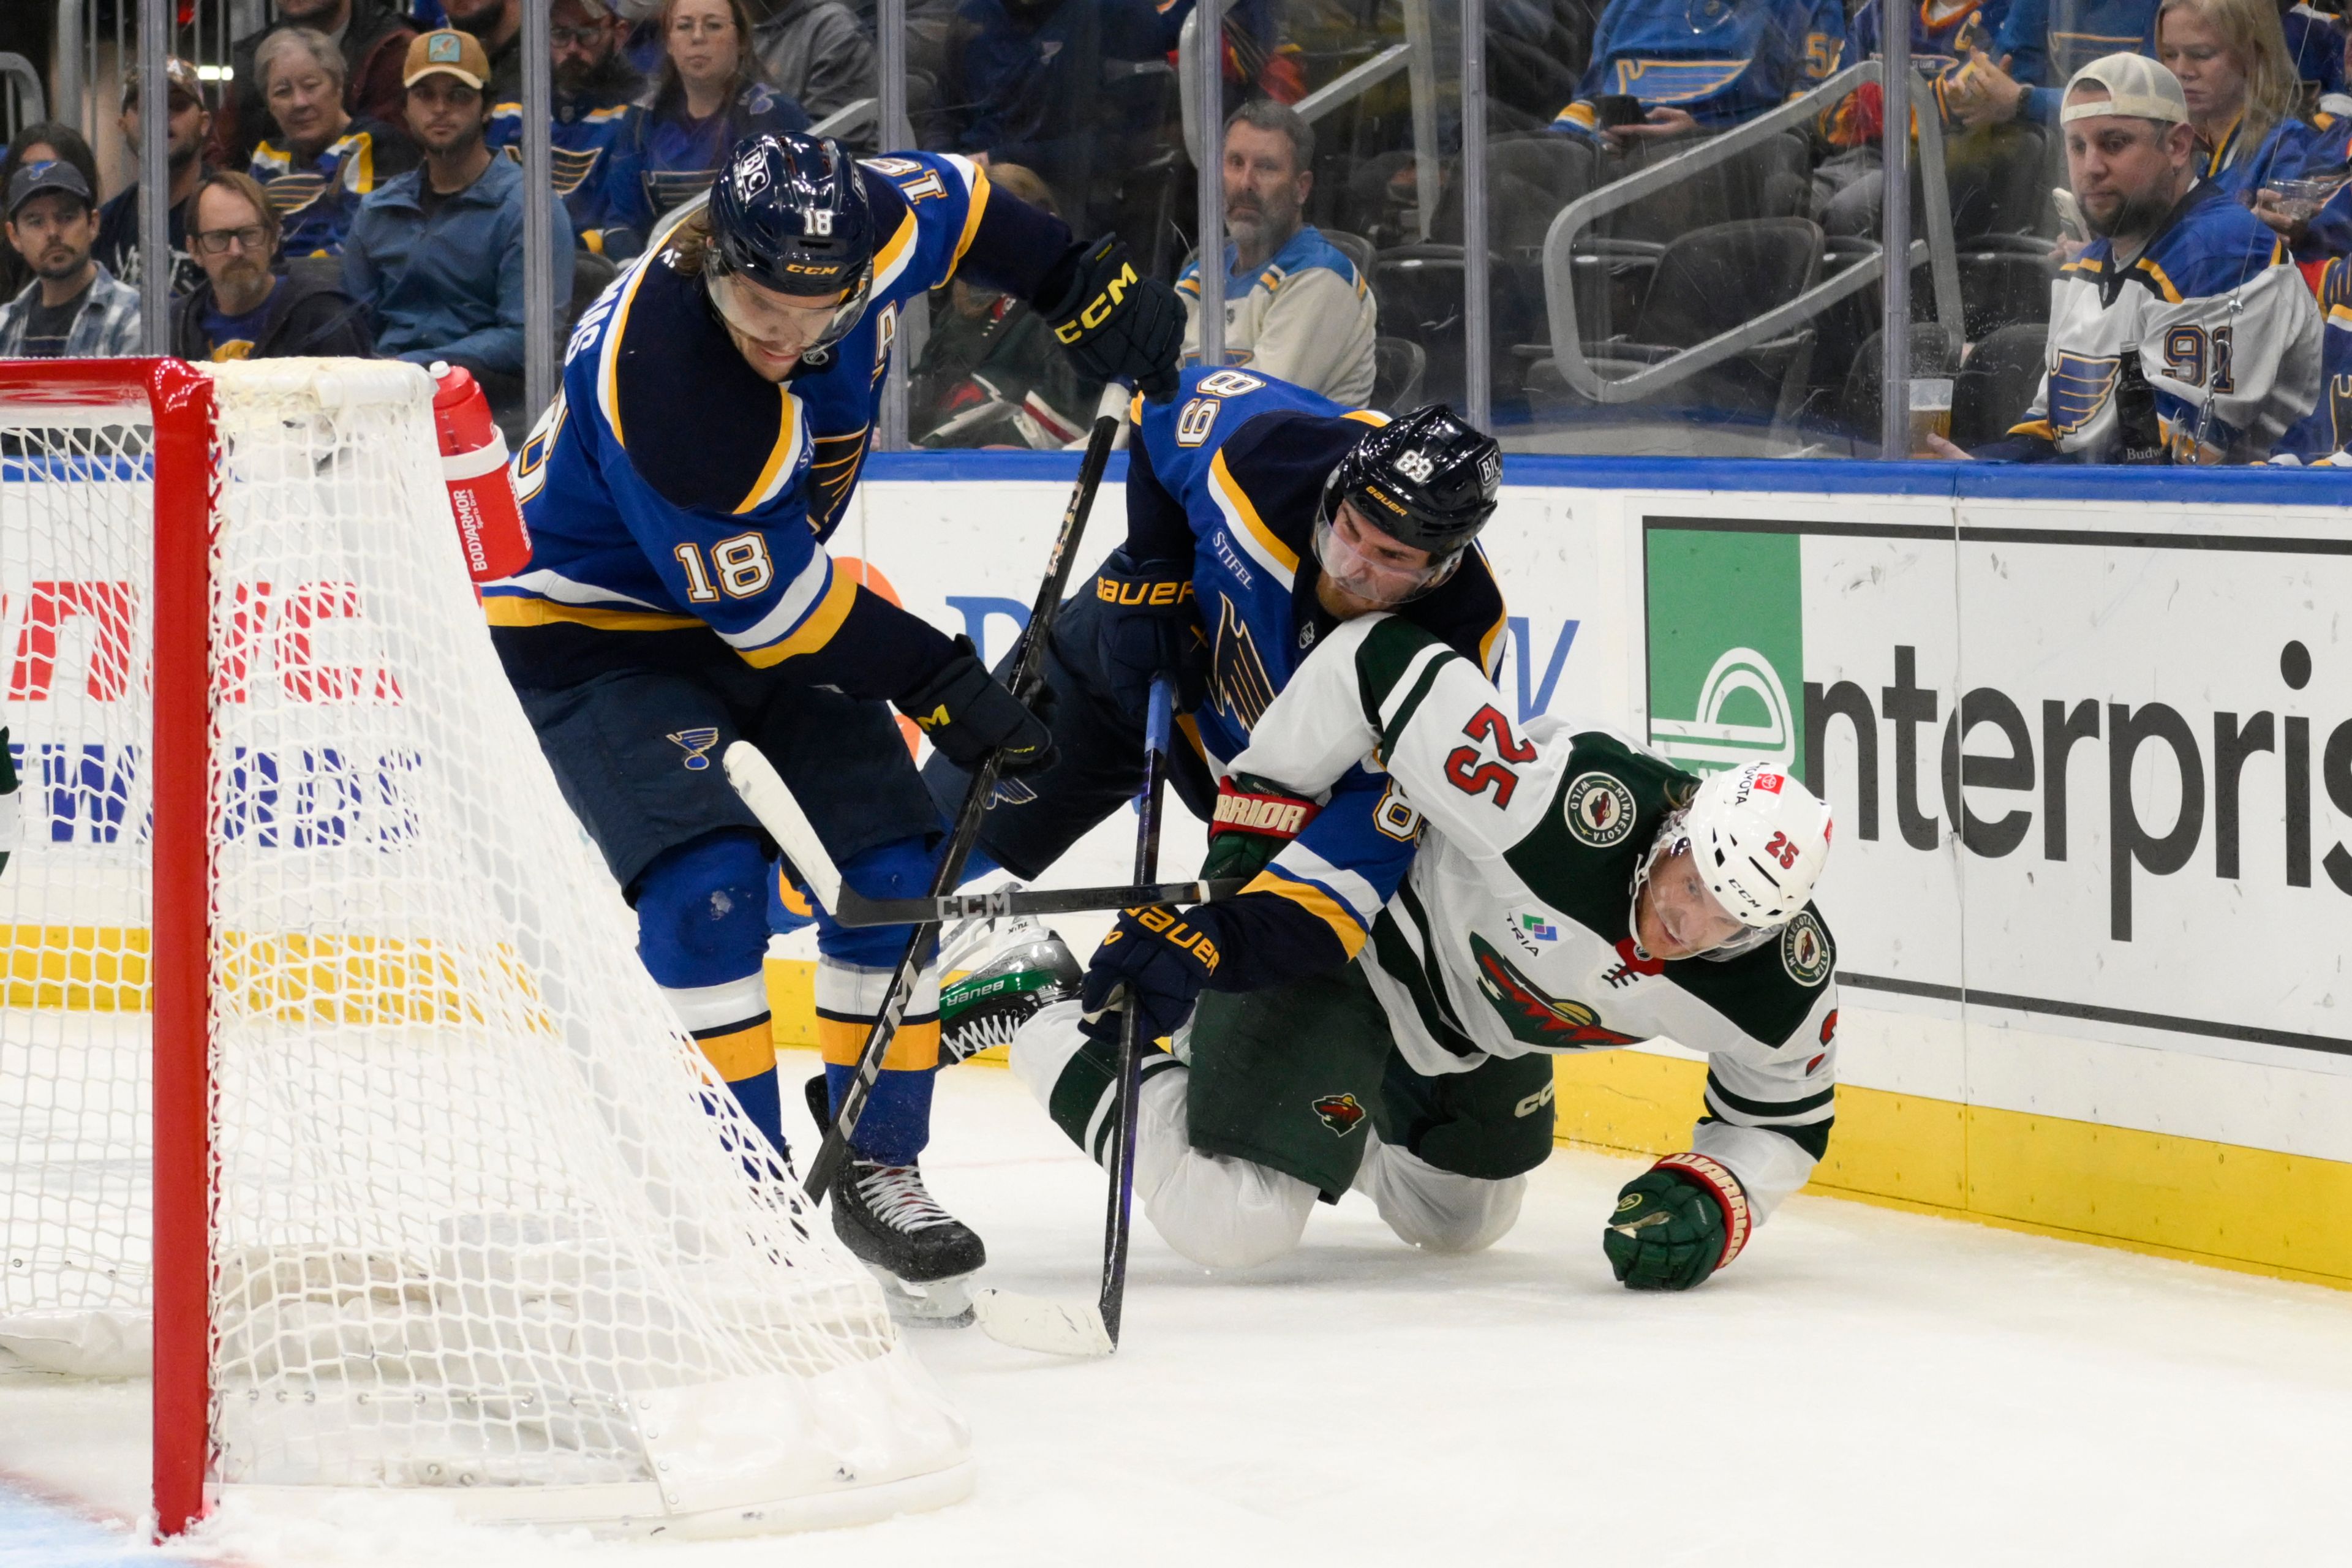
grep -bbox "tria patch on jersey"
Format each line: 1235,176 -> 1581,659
1469,934 -> 1645,1050
1311,1092 -> 1366,1136
1781,910 -> 1833,987
1563,771 -> 1638,848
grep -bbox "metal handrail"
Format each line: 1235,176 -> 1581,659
1540,62 -> 1966,404
809,97 -> 876,140
1294,43 -> 1410,125
0,54 -> 46,134
53,0 -> 83,131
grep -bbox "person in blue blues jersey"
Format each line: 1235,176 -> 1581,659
485,0 -> 646,255
2275,252 -> 2352,458
1548,0 -> 1846,146
1812,0 -> 2013,236
1948,0 -> 2160,127
921,370 -> 1509,1060
597,0 -> 810,241
491,131 -> 1183,1313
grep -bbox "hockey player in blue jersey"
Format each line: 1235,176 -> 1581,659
918,369 -> 1508,1059
491,130 -> 1183,1305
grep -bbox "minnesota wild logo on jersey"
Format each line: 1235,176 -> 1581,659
1469,933 -> 1644,1050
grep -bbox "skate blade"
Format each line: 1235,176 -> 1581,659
865,1264 -> 977,1328
973,1287 -> 1114,1357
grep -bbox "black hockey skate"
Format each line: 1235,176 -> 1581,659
804,1074 -> 986,1325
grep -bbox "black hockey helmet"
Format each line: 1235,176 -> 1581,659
706,132 -> 875,349
1321,404 -> 1503,559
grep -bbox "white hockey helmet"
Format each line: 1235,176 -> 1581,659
1683,762 -> 1833,929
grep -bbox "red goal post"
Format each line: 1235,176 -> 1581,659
0,360 -> 970,1540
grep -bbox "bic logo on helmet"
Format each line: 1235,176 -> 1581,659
731,145 -> 769,198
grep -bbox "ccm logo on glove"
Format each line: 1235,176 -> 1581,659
1107,905 -> 1221,976
1054,257 -> 1137,341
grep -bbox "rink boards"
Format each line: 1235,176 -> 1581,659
845,452 -> 2352,1289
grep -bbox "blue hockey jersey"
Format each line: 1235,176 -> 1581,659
487,88 -> 642,251
2277,255 -> 2352,462
1551,0 -> 1846,134
491,150 -> 1069,698
1123,367 -> 1509,971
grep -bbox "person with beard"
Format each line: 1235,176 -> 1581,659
1929,53 -> 2322,462
1175,101 -> 1374,406
0,126 -> 102,309
95,58 -> 213,296
251,28 -> 422,257
343,30 -> 574,415
487,0 -> 647,254
0,162 -> 141,359
440,0 -> 527,105
598,0 -> 810,235
172,170 -> 374,362
209,0 -> 418,170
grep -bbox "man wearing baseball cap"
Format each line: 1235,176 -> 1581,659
342,29 -> 572,418
0,161 -> 141,359
96,57 -> 211,295
1931,52 -> 2321,466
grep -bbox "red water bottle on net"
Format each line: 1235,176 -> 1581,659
429,361 -> 532,583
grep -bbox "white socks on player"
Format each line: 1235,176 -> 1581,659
1010,1002 -> 1525,1266
1012,1002 -> 1316,1270
1349,1132 -> 1525,1255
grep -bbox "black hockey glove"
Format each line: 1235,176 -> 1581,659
897,636 -> 1057,774
1200,774 -> 1322,883
1091,548 -> 1207,722
1079,902 -> 1231,1046
1602,1153 -> 1752,1291
1039,236 -> 1184,403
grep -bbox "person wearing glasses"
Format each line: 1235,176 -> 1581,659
171,170 -> 374,363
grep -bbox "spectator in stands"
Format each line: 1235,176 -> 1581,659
2272,251 -> 2350,459
925,0 -> 1190,222
173,170 -> 374,361
1948,1 -> 2159,130
1930,55 -> 2321,463
0,162 -> 141,359
599,0 -> 809,235
910,162 -> 1102,445
755,0 -> 879,142
343,30 -> 575,413
212,0 -> 417,170
1177,102 -> 1375,405
0,126 -> 102,309
1549,0 -> 1847,149
252,29 -> 421,258
440,0 -> 527,105
2157,0 -> 2349,257
1811,1 -> 2007,237
488,0 -> 646,255
96,58 -> 212,295
2281,1 -> 2351,119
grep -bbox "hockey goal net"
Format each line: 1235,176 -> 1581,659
0,359 -> 970,1538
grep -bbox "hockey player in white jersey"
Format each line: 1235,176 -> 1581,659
1932,52 -> 2321,464
1011,614 -> 1838,1291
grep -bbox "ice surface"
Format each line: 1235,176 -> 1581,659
5,1049 -> 2350,1567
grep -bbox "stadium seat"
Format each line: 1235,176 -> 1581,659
1371,243 -> 1544,408
1953,322 -> 2050,448
1321,229 -> 1376,284
1372,336 -> 1426,409
1958,237 -> 2056,339
1838,323 -> 1965,444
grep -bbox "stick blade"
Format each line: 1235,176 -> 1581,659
973,1287 -> 1115,1357
723,741 -> 843,911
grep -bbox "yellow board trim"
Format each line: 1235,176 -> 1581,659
483,597 -> 703,632
1238,867 -> 1367,959
1545,1048 -> 2352,1291
1210,450 -> 1300,575
736,565 -> 859,667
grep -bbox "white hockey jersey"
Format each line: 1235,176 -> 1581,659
2013,178 -> 2322,462
1177,226 -> 1378,408
1223,614 -> 1839,1220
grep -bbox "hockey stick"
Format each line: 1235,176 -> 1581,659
723,747 -> 1242,925
973,676 -> 1174,1357
791,404 -> 1124,1205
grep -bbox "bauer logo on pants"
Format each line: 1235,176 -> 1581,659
1311,1093 -> 1366,1137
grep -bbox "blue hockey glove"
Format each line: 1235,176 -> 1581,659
1079,903 -> 1231,1046
1091,548 -> 1205,722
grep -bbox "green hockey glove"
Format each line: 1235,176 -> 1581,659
1602,1153 -> 1752,1291
1199,774 -> 1321,883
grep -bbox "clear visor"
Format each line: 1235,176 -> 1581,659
1630,821 -> 1772,962
1311,502 -> 1460,606
707,260 -> 872,360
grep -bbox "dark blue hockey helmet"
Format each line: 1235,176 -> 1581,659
706,131 -> 875,350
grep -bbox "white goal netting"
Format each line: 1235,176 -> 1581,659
0,360 -> 969,1534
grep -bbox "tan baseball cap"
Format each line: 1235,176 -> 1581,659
2062,53 -> 2190,125
403,28 -> 491,90
121,56 -> 203,110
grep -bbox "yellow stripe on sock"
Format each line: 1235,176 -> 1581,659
818,1012 -> 941,1071
697,1018 -> 778,1082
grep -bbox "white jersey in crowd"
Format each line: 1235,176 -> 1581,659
2013,179 -> 2321,461
1223,614 -> 1839,1221
1178,225 -> 1378,407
